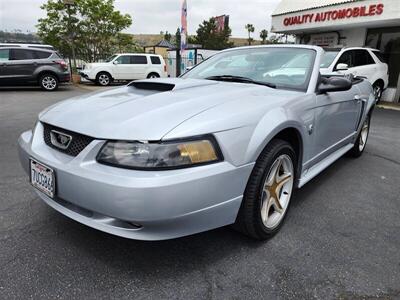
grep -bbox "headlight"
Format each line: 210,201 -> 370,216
96,136 -> 223,170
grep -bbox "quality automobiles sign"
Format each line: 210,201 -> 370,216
283,3 -> 384,26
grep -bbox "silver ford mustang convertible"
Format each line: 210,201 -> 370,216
18,45 -> 375,240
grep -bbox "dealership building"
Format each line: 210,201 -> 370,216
271,0 -> 400,102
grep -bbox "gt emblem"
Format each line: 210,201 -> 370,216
50,130 -> 72,150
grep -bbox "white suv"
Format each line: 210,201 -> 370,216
80,53 -> 167,86
320,47 -> 388,101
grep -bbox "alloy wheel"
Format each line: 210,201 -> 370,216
373,85 -> 382,102
359,117 -> 370,152
260,154 -> 294,229
42,76 -> 57,90
99,74 -> 110,86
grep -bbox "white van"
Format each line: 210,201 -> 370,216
80,53 -> 168,86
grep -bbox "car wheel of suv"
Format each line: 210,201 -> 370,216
349,115 -> 371,158
96,72 -> 112,86
147,73 -> 160,79
373,82 -> 383,103
39,74 -> 59,91
234,139 -> 296,240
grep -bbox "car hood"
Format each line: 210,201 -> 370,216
40,78 -> 300,141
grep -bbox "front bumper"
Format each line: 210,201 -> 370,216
18,124 -> 253,240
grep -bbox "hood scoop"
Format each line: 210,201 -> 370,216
128,78 -> 219,92
128,81 -> 175,91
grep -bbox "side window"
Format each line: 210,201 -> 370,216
353,50 -> 374,67
10,49 -> 36,60
150,56 -> 161,64
0,49 -> 10,61
115,55 -> 131,64
33,50 -> 51,59
336,51 -> 354,68
131,55 -> 148,64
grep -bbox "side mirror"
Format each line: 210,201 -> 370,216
336,63 -> 348,71
318,76 -> 352,93
113,60 -> 119,65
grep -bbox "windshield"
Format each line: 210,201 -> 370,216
105,55 -> 118,62
320,51 -> 339,68
182,47 -> 316,91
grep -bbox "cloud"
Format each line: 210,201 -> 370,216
0,0 -> 281,38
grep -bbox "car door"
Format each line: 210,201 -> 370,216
312,78 -> 362,163
351,50 -> 377,82
113,55 -> 131,80
7,49 -> 37,80
130,55 -> 149,79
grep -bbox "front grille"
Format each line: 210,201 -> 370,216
43,123 -> 95,157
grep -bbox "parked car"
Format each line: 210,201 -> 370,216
18,45 -> 375,241
0,47 -> 70,91
80,53 -> 167,86
0,43 -> 55,50
320,47 -> 388,102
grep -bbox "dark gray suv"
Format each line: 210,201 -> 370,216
0,47 -> 70,91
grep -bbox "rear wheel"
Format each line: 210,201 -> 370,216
39,73 -> 59,91
349,115 -> 370,158
147,73 -> 160,79
234,139 -> 296,240
96,72 -> 112,86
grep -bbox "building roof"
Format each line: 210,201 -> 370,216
272,0 -> 363,16
154,40 -> 175,48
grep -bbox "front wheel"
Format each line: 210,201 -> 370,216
373,82 -> 383,103
96,72 -> 112,86
349,115 -> 371,157
234,139 -> 296,240
39,74 -> 59,91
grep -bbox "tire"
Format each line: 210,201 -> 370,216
39,73 -> 59,91
373,81 -> 383,103
147,72 -> 160,79
234,139 -> 296,240
96,72 -> 112,86
349,115 -> 371,158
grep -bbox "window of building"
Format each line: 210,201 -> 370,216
366,26 -> 400,88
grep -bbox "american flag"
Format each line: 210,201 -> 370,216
181,0 -> 188,52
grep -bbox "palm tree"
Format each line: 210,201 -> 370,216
260,29 -> 268,44
245,24 -> 255,46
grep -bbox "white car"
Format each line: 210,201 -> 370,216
80,53 -> 167,86
320,47 -> 388,101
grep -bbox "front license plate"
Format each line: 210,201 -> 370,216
30,159 -> 55,198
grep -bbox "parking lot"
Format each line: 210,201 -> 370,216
0,85 -> 399,299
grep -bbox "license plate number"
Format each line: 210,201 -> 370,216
30,159 -> 55,198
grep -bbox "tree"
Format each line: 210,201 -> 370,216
260,29 -> 268,44
164,31 -> 172,42
245,24 -> 255,45
191,18 -> 233,50
37,0 -> 132,63
174,27 -> 181,48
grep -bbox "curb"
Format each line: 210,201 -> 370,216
377,104 -> 400,111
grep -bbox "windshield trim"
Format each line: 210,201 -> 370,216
182,47 -> 317,93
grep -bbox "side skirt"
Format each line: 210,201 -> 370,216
297,143 -> 354,188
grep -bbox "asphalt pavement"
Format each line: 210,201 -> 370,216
0,85 -> 399,299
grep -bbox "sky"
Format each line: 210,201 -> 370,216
0,0 -> 281,38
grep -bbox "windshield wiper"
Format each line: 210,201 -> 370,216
205,75 -> 276,89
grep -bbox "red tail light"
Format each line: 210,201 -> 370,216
54,60 -> 68,70
164,64 -> 167,72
